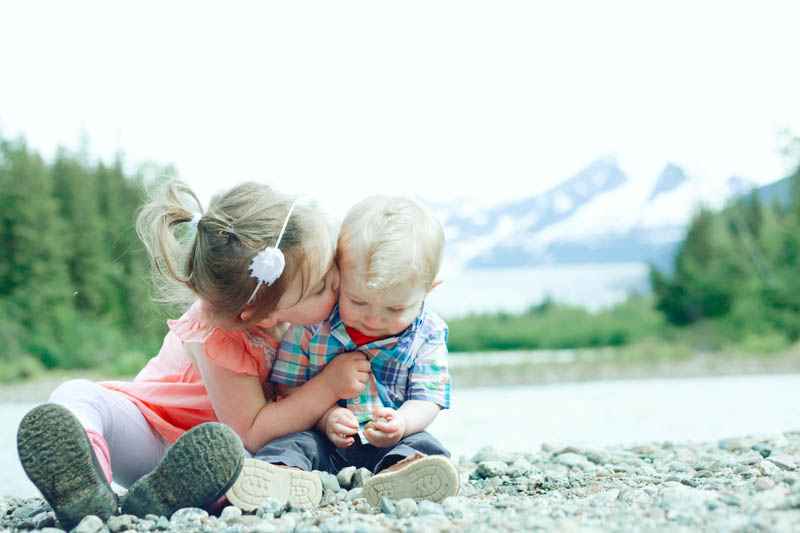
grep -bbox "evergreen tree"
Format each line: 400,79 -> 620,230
52,148 -> 111,314
0,138 -> 73,334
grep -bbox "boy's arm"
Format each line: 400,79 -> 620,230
396,399 -> 441,436
404,322 -> 451,419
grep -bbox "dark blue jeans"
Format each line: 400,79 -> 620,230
252,430 -> 450,474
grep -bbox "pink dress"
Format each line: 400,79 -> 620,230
100,301 -> 279,443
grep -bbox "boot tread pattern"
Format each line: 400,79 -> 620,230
16,404 -> 117,530
226,458 -> 322,511
362,456 -> 459,506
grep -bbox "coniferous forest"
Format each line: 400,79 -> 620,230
1,134 -> 800,381
0,136 -> 171,381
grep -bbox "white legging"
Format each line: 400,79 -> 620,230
49,379 -> 171,488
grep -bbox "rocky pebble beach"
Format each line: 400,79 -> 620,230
2,431 -> 800,533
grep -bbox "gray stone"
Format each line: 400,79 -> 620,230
230,514 -> 261,526
752,443 -> 772,458
73,515 -> 103,533
32,511 -> 55,529
345,487 -> 363,502
658,485 -> 707,512
755,477 -> 776,491
351,467 -> 373,488
315,471 -> 340,492
170,507 -> 208,528
336,466 -> 357,489
256,497 -> 287,519
108,514 -> 135,533
417,500 -> 444,515
769,453 -> 797,471
395,498 -> 418,518
219,505 -> 242,523
472,445 -> 503,462
379,497 -> 396,516
12,503 -> 43,519
441,496 -> 471,519
246,521 -> 278,533
592,488 -> 620,506
40,528 -> 66,533
155,515 -> 170,530
737,451 -> 764,465
584,449 -> 611,465
320,489 -> 339,507
760,459 -> 783,477
477,460 -> 508,477
555,452 -> 590,469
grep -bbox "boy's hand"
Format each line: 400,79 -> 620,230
324,407 -> 360,448
364,406 -> 407,448
321,351 -> 370,399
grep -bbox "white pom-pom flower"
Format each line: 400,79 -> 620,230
246,201 -> 297,304
249,247 -> 285,287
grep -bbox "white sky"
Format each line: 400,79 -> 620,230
1,0 -> 799,219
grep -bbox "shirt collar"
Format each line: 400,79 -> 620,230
328,301 -> 427,351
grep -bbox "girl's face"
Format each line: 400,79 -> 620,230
270,258 -> 340,326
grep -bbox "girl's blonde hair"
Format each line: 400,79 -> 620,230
136,180 -> 333,327
338,195 -> 444,290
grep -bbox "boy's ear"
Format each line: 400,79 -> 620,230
427,280 -> 443,294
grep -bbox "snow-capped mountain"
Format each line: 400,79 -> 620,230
439,158 -> 754,271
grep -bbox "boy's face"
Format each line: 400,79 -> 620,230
338,255 -> 428,338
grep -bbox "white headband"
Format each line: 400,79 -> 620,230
246,201 -> 297,304
189,212 -> 202,229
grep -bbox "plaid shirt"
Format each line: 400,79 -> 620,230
271,302 -> 451,427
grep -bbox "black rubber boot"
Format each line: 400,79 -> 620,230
17,403 -> 118,530
121,422 -> 244,518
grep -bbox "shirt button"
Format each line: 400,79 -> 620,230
352,396 -> 361,404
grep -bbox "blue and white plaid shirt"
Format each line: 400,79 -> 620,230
271,302 -> 451,427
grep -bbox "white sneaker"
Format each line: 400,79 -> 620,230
226,458 -> 322,511
362,453 -> 460,506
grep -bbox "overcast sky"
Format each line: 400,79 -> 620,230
2,1 -> 799,219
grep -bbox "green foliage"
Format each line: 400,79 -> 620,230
447,296 -> 665,352
651,144 -> 800,347
0,134 -> 168,379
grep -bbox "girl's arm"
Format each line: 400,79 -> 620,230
188,343 -> 369,453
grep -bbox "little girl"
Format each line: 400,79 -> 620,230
16,180 -> 370,530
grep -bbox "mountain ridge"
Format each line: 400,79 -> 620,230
438,159 -> 770,271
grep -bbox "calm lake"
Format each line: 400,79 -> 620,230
3,372 -> 799,497
427,262 -> 650,317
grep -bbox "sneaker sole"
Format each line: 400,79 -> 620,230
121,422 -> 244,518
226,458 -> 322,511
17,403 -> 118,530
362,455 -> 460,506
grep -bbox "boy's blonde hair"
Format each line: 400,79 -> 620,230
137,179 -> 334,327
338,195 -> 444,290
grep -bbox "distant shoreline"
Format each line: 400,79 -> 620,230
2,349 -> 799,403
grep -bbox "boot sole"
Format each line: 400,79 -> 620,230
226,458 -> 322,511
121,422 -> 244,518
362,455 -> 459,506
17,403 -> 118,530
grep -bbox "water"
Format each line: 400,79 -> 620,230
427,262 -> 650,317
3,373 -> 800,497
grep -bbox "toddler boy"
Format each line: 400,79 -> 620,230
227,195 -> 458,509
